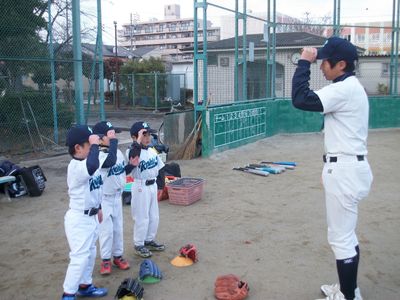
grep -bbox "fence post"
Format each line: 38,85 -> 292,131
154,72 -> 159,112
48,0 -> 58,143
131,73 -> 135,107
72,0 -> 85,124
97,0 -> 106,121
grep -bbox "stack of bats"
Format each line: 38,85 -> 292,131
233,161 -> 296,177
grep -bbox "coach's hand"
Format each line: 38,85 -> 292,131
301,47 -> 317,63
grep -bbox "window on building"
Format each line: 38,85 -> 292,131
355,34 -> 365,43
170,24 -> 176,31
208,54 -> 218,66
370,33 -> 380,42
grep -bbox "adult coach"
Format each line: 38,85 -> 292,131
291,36 -> 373,300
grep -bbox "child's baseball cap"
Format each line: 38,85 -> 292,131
130,121 -> 156,137
92,121 -> 121,136
66,125 -> 93,147
317,36 -> 358,63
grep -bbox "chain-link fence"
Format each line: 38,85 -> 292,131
115,73 -> 188,111
0,0 -> 105,154
194,0 -> 400,107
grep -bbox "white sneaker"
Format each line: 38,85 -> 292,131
316,290 -> 346,300
320,283 -> 363,300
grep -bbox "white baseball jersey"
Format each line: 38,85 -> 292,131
67,155 -> 107,210
126,147 -> 165,180
315,76 -> 369,155
99,149 -> 126,194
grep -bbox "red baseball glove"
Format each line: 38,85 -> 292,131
214,274 -> 249,300
179,244 -> 198,262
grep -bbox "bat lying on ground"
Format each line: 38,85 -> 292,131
249,163 -> 286,172
233,167 -> 270,177
246,165 -> 283,174
261,161 -> 297,167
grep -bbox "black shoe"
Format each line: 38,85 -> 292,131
134,245 -> 152,258
144,240 -> 166,251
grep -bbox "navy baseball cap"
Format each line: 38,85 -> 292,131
66,125 -> 93,147
317,36 -> 358,62
130,121 -> 156,137
92,121 -> 121,135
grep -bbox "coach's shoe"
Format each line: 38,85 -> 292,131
316,289 -> 346,300
113,256 -> 130,270
134,245 -> 152,258
61,294 -> 76,300
321,284 -> 363,300
76,284 -> 108,297
100,260 -> 111,275
144,240 -> 166,251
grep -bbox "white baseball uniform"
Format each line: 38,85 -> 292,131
63,154 -> 106,294
316,76 -> 373,260
126,147 -> 165,246
98,149 -> 126,259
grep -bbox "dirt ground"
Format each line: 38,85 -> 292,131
0,129 -> 399,300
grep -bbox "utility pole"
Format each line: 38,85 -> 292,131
114,21 -> 120,109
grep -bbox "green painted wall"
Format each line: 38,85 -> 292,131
203,96 -> 400,156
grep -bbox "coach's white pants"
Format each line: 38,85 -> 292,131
322,156 -> 373,260
63,209 -> 98,294
131,180 -> 159,246
99,191 -> 124,259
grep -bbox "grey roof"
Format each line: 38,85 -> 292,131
187,32 -> 328,51
132,46 -> 158,57
82,43 -> 140,58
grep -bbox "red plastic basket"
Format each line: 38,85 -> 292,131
167,178 -> 204,206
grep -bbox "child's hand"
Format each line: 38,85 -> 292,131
137,129 -> 148,144
98,209 -> 103,223
129,156 -> 140,166
107,129 -> 116,139
89,134 -> 101,145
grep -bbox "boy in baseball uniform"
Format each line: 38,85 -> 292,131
126,121 -> 165,258
92,121 -> 130,275
292,37 -> 373,300
61,125 -> 117,300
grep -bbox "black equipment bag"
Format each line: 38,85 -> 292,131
19,165 -> 47,197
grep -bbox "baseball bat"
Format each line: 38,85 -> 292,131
233,167 -> 270,177
246,165 -> 282,174
260,161 -> 297,167
249,163 -> 286,172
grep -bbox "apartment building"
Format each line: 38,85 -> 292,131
119,4 -> 220,61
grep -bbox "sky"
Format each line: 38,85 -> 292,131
80,0 -> 395,44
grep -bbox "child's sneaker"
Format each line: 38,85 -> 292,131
134,245 -> 152,258
144,240 -> 166,251
113,256 -> 130,270
76,284 -> 108,297
100,260 -> 111,275
61,294 -> 76,300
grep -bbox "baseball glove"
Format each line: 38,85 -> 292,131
139,259 -> 163,281
179,244 -> 198,262
128,142 -> 142,159
214,274 -> 249,300
115,278 -> 144,300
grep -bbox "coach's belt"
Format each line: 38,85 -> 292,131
84,207 -> 99,216
323,155 -> 364,163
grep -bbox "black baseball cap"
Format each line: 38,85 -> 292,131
317,36 -> 358,63
130,121 -> 156,137
66,125 -> 94,147
92,121 -> 121,136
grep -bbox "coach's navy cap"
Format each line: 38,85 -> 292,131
66,125 -> 93,147
130,121 -> 156,136
92,121 -> 121,136
317,36 -> 358,62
